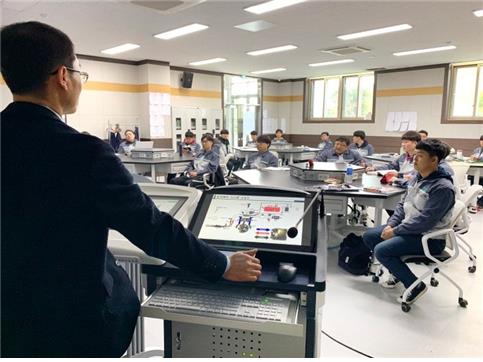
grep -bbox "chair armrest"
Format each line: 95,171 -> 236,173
421,228 -> 453,262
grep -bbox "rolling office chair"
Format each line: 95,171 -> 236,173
372,200 -> 467,313
190,166 -> 226,190
450,162 -> 471,194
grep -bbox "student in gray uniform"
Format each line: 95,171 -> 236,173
470,135 -> 483,161
418,130 -> 428,141
244,135 -> 279,169
367,131 -> 421,176
179,130 -> 201,156
318,131 -> 333,151
363,139 -> 455,305
246,130 -> 258,147
118,129 -> 137,155
170,134 -> 219,186
272,128 -> 288,144
349,130 -> 374,157
314,136 -> 363,165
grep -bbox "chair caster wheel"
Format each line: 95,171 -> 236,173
430,278 -> 439,287
372,276 -> 379,283
401,303 -> 411,313
458,298 -> 468,308
468,266 -> 476,273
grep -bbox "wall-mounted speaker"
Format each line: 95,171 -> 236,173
181,71 -> 193,88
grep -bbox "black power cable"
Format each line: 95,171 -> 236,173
322,330 -> 374,358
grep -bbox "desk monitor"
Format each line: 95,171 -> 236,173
189,186 -> 317,252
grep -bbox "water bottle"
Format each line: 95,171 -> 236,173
344,166 -> 353,184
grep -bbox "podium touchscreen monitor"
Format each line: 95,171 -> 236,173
190,189 -> 317,252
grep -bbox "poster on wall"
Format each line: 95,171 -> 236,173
385,111 -> 417,132
149,92 -> 171,138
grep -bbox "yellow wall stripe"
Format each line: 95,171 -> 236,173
376,86 -> 443,97
170,88 -> 221,98
263,95 -> 304,102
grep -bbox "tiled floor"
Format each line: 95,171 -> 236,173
143,210 -> 483,358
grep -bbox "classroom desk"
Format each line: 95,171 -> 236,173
233,146 -> 320,164
448,160 -> 483,185
117,154 -> 193,181
233,168 -> 405,226
365,153 -> 398,164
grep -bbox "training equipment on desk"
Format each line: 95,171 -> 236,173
290,162 -> 364,182
131,148 -> 175,159
287,187 -> 323,238
278,262 -> 298,282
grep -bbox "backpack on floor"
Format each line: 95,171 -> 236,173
338,233 -> 372,275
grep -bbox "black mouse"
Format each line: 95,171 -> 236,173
278,262 -> 297,283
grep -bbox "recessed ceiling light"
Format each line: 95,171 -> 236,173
189,58 -> 227,66
393,45 -> 456,56
154,23 -> 209,40
337,24 -> 412,40
234,20 -> 274,32
101,43 -> 140,55
244,0 -> 306,15
247,44 -> 297,56
308,59 -> 354,67
473,9 -> 483,17
251,68 -> 287,75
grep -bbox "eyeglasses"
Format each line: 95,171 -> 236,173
51,66 -> 89,84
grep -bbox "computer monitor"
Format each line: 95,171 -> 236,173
151,196 -> 188,216
189,186 -> 317,252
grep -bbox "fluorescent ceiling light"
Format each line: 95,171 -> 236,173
473,9 -> 483,17
189,58 -> 227,66
309,59 -> 354,67
393,45 -> 456,56
244,0 -> 306,15
154,23 -> 209,40
234,20 -> 274,32
101,43 -> 140,55
251,68 -> 287,75
247,44 -> 297,56
337,24 -> 412,40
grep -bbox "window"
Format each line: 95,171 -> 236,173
306,73 -> 374,122
448,63 -> 483,120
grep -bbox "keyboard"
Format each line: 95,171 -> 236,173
145,281 -> 297,323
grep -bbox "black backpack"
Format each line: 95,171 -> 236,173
338,233 -> 372,275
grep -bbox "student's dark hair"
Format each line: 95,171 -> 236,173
353,130 -> 366,140
220,129 -> 229,135
201,134 -> 215,143
124,129 -> 136,136
480,135 -> 483,141
335,136 -> 350,146
418,130 -> 428,136
257,135 -> 271,146
275,129 -> 283,134
401,130 -> 421,142
250,130 -> 258,136
185,130 -> 194,137
416,139 -> 449,162
1,21 -> 76,94
321,131 -> 329,136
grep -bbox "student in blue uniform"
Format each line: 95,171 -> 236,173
349,130 -> 375,157
318,131 -> 333,151
1,21 -> 260,358
315,136 -> 363,165
170,134 -> 220,186
179,130 -> 201,156
470,135 -> 483,161
246,130 -> 258,147
118,129 -> 137,155
244,135 -> 279,169
272,128 -> 288,145
418,129 -> 428,141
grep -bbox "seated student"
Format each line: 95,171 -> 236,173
244,135 -> 278,169
470,135 -> 483,161
314,136 -> 363,165
318,131 -> 333,151
349,130 -> 375,157
118,129 -> 137,155
169,134 -> 219,186
179,130 -> 201,156
246,130 -> 258,147
366,131 -> 421,176
418,130 -> 428,141
362,139 -> 455,304
272,128 -> 288,144
217,129 -> 231,155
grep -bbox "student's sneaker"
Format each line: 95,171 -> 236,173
468,206 -> 478,214
381,276 -> 400,289
397,282 -> 428,304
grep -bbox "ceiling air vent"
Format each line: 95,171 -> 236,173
321,46 -> 371,56
130,0 -> 205,14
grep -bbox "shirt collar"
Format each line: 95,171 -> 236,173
38,104 -> 64,121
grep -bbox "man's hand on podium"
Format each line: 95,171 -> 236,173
223,249 -> 262,282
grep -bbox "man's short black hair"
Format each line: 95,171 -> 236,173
480,135 -> 483,141
353,130 -> 366,140
185,130 -> 194,138
257,135 -> 271,146
401,130 -> 421,142
201,134 -> 215,143
124,129 -> 136,136
321,131 -> 329,136
1,21 -> 76,94
220,129 -> 229,135
416,139 -> 449,162
250,130 -> 258,136
335,136 -> 350,146
418,130 -> 428,136
275,129 -> 283,134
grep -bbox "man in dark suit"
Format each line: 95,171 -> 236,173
1,21 -> 262,357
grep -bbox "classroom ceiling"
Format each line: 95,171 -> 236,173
2,0 -> 483,80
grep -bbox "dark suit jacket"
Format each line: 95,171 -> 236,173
1,102 -> 227,357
